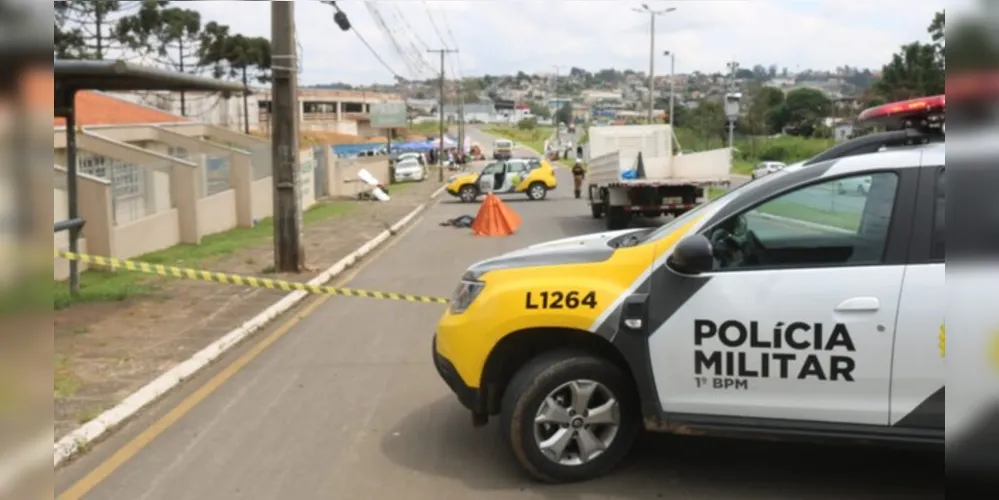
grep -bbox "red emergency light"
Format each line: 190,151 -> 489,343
857,95 -> 945,122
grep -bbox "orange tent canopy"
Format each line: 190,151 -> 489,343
471,193 -> 521,236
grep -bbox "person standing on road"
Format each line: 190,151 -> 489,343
571,158 -> 586,199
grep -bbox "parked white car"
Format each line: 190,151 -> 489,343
396,152 -> 426,166
393,158 -> 426,183
751,161 -> 787,179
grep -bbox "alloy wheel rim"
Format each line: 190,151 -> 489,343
532,379 -> 620,466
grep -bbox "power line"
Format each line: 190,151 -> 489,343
323,1 -> 404,81
365,2 -> 426,79
387,4 -> 437,77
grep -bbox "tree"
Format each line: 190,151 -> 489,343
54,1 -> 132,59
770,88 -> 832,137
555,102 -> 572,125
527,101 -> 551,119
874,42 -> 943,101
117,0 -> 204,115
871,11 -> 945,102
197,23 -> 271,132
688,100 -> 726,147
745,86 -> 784,135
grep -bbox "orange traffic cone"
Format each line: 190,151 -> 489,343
471,193 -> 521,236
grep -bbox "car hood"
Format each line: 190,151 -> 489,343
448,172 -> 478,184
463,228 -> 647,279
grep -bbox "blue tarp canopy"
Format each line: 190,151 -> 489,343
393,140 -> 434,151
331,143 -> 383,156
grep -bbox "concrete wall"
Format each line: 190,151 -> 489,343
52,123 -> 338,284
328,154 -> 390,198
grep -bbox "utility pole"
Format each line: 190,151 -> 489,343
271,1 -> 303,272
428,48 -> 457,182
457,80 -> 465,163
552,64 -> 561,143
664,50 -> 678,150
634,4 -> 676,123
726,59 -> 739,151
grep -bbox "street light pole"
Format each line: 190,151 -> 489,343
634,4 -> 675,123
663,50 -> 675,128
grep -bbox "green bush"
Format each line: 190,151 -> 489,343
516,117 -> 537,130
736,135 -> 835,164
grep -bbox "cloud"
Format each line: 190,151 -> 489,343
183,0 -> 945,85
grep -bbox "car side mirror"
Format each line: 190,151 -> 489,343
668,234 -> 714,274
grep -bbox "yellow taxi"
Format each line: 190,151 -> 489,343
445,158 -> 557,202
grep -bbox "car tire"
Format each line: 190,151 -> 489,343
459,185 -> 479,203
527,182 -> 548,200
606,206 -> 631,230
501,350 -> 639,484
590,202 -> 604,219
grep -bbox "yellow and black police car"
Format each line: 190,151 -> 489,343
433,96 -> 947,482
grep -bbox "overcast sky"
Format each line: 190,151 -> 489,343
185,0 -> 954,86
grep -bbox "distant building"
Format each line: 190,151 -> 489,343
833,121 -> 855,142
442,103 -> 498,123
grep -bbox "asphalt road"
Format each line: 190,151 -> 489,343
55,134 -> 941,500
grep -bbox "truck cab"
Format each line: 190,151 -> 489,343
433,96 -> 946,483
493,139 -> 514,160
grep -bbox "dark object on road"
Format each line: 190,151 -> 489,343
440,215 -> 475,228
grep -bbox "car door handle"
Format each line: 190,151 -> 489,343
834,297 -> 880,312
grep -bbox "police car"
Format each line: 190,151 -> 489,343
432,95 -> 946,483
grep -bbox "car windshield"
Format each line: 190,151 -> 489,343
495,140 -> 512,148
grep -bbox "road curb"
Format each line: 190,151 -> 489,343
51,201 -> 430,469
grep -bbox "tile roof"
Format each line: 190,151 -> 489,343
53,90 -> 186,127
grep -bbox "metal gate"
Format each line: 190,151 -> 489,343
313,145 -> 328,198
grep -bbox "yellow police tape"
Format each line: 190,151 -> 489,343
54,250 -> 450,304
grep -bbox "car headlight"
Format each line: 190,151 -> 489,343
450,279 -> 485,314
447,175 -> 457,183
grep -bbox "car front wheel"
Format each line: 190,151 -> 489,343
500,350 -> 639,483
459,185 -> 479,202
527,182 -> 548,200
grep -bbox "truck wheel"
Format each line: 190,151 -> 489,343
527,182 -> 548,200
605,207 -> 631,230
459,185 -> 479,203
590,203 -> 604,219
500,350 -> 639,484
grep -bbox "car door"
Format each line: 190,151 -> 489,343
504,161 -> 528,193
889,164 -> 944,432
649,169 -> 915,426
478,162 -> 502,193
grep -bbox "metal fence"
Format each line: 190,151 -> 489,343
167,145 -> 232,198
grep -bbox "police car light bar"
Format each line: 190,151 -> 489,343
857,95 -> 945,122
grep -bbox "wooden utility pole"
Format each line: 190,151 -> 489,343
457,80 -> 465,162
427,48 -> 457,182
271,1 -> 304,272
